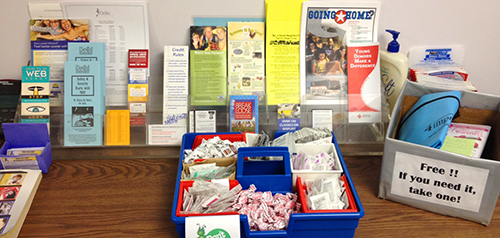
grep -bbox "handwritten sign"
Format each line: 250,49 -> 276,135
391,151 -> 488,212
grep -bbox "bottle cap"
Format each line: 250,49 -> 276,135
386,29 -> 400,53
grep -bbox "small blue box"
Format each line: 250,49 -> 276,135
236,146 -> 292,193
0,123 -> 52,173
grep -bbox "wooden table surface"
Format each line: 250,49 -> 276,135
17,156 -> 500,238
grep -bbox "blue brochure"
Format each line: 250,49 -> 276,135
63,61 -> 104,146
67,42 -> 106,112
229,95 -> 259,133
397,91 -> 461,148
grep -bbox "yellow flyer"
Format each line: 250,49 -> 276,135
265,0 -> 305,105
127,84 -> 148,102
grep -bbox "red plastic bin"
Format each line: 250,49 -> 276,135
191,134 -> 246,150
175,180 -> 241,217
296,176 -> 358,213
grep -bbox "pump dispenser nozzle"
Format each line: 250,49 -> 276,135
386,29 -> 400,53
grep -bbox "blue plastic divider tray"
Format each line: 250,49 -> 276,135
171,132 -> 364,238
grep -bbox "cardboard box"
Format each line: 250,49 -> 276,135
378,81 -> 500,225
0,123 -> 52,173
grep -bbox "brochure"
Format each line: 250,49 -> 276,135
227,22 -> 265,102
67,42 -> 106,115
105,110 -> 130,146
30,19 -> 90,107
441,122 -> 491,158
63,61 -> 104,146
128,49 -> 149,126
347,42 -> 382,123
229,95 -> 259,133
189,26 -> 227,106
20,66 -> 50,125
299,1 -> 380,105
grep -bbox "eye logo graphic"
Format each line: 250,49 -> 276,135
27,86 -> 45,96
26,106 -> 46,113
196,223 -> 231,238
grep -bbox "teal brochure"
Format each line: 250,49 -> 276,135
63,61 -> 104,146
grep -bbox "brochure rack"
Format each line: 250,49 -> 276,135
8,73 -> 388,157
171,132 -> 365,238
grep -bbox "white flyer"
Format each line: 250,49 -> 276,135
312,109 -> 333,131
162,46 -> 189,145
62,2 -> 149,106
195,110 -> 216,133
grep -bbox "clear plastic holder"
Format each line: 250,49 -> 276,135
32,74 -> 388,157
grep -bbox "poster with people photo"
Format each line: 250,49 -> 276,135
299,2 -> 380,105
189,26 -> 228,106
30,19 -> 90,107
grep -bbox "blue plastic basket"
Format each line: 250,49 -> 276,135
171,132 -> 365,238
236,146 -> 292,193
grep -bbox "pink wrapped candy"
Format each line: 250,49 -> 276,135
231,184 -> 301,231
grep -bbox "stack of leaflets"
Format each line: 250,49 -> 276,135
0,170 -> 42,237
5,148 -> 44,156
64,42 -> 106,146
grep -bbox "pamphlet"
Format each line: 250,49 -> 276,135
30,19 -> 90,106
347,42 -> 382,123
299,1 -> 380,105
20,66 -> 50,125
189,26 -> 227,106
441,122 -> 491,158
6,147 -> 44,156
63,61 -> 104,146
128,49 -> 149,126
227,22 -> 265,102
67,42 -> 106,114
105,110 -> 130,146
229,95 -> 259,133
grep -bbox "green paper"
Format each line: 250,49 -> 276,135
440,136 -> 475,157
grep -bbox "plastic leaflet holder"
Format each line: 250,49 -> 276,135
0,123 -> 52,173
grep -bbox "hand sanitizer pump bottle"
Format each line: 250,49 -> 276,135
380,29 -> 408,114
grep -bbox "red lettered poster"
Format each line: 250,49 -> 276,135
347,43 -> 382,123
